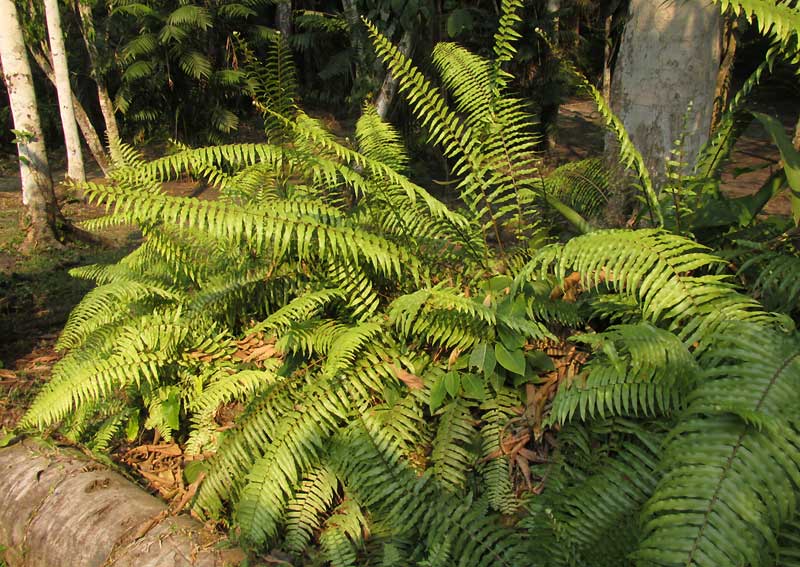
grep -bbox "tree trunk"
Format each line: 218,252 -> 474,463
77,0 -> 122,164
0,439 -> 246,567
43,0 -> 85,182
602,0 -> 623,106
29,47 -> 110,175
0,0 -> 61,250
710,17 -> 738,132
276,0 -> 292,39
793,114 -> 800,151
375,31 -> 412,120
609,0 -> 721,190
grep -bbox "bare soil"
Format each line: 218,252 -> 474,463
552,97 -> 795,216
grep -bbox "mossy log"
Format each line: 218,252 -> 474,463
0,439 -> 245,567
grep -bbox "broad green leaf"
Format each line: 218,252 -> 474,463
495,343 -> 525,376
470,342 -> 496,378
163,390 -> 181,431
498,327 -> 525,350
526,351 -> 555,372
444,371 -> 461,397
447,8 -> 474,38
461,373 -> 485,400
430,377 -> 447,412
125,412 -> 140,442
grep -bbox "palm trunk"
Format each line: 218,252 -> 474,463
43,0 -> 85,182
0,0 -> 61,250
29,47 -> 110,175
77,1 -> 122,164
0,439 -> 246,567
375,31 -> 412,120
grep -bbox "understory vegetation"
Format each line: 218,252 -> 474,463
9,1 -> 800,566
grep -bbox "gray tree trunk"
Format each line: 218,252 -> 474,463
609,0 -> 721,190
375,31 -> 412,120
29,47 -> 111,175
276,0 -> 292,39
0,0 -> 61,249
0,439 -> 246,567
77,0 -> 122,164
43,0 -> 85,182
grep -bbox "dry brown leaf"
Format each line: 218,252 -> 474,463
447,348 -> 462,369
389,362 -> 424,390
245,344 -> 278,362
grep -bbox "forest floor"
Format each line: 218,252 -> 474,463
0,94 -> 795,496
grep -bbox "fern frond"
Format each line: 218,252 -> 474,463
21,314 -> 189,430
320,495 -> 367,567
638,324 -> 800,567
550,323 -> 697,423
521,229 -> 769,347
431,399 -> 478,492
478,386 -> 520,514
284,466 -> 339,556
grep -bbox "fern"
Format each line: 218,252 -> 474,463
638,324 -> 800,567
550,323 -> 698,423
19,7 -> 800,567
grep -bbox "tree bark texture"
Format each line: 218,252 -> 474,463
609,0 -> 721,190
29,47 -> 110,175
77,0 -> 122,164
0,0 -> 60,248
710,17 -> 738,132
0,439 -> 246,567
276,0 -> 292,39
43,0 -> 85,182
375,31 -> 412,120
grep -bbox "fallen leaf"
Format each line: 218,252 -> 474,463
388,362 -> 424,390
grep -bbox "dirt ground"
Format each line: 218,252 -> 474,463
553,98 -> 794,215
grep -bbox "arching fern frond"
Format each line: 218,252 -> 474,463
637,324 -> 800,567
549,323 -> 698,424
520,229 -> 769,348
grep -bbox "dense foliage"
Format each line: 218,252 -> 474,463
10,0 -> 800,566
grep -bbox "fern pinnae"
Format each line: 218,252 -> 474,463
284,466 -> 339,556
431,398 -> 478,493
638,324 -> 800,567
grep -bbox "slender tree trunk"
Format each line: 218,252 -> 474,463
0,0 -> 62,250
276,0 -> 292,39
375,31 -> 412,120
609,0 -> 721,191
77,1 -> 122,164
29,46 -> 110,174
43,0 -> 85,182
710,17 -> 738,132
602,0 -> 622,106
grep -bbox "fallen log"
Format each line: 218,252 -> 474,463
0,439 -> 245,567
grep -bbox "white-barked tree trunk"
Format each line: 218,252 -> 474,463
0,0 -> 61,249
43,0 -> 85,182
609,0 -> 720,190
